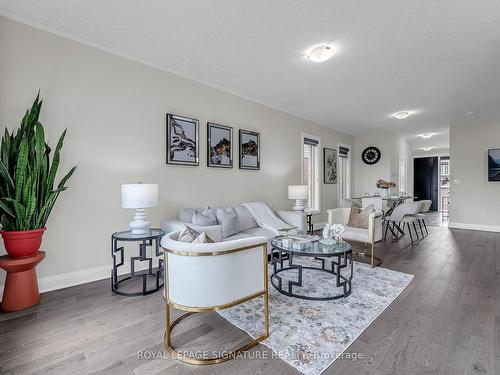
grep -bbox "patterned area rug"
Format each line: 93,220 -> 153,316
218,259 -> 414,375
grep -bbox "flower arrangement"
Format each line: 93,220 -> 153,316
321,223 -> 345,245
376,179 -> 396,189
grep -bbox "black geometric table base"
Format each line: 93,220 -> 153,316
111,229 -> 165,296
270,248 -> 353,301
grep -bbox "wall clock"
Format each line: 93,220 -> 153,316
362,146 -> 381,165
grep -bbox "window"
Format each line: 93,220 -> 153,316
337,145 -> 351,205
302,134 -> 320,212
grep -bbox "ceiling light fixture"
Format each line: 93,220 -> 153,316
307,45 -> 334,62
421,147 -> 434,151
466,111 -> 476,116
393,111 -> 410,119
418,133 -> 434,139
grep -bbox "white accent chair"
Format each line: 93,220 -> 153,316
161,231 -> 269,365
384,202 -> 422,245
327,208 -> 383,267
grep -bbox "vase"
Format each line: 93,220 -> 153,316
1,228 -> 46,258
380,188 -> 390,197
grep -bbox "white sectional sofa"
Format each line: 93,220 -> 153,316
161,203 -> 307,252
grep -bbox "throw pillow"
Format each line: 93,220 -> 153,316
347,205 -> 375,229
216,207 -> 238,238
192,232 -> 212,243
177,226 -> 193,242
192,207 -> 217,226
185,224 -> 215,243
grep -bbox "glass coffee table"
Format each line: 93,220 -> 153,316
270,237 -> 353,301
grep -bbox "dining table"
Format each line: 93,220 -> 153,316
352,195 -> 417,216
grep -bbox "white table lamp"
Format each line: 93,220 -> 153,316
121,183 -> 159,234
288,185 -> 308,212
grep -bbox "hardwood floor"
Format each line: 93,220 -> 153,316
0,226 -> 498,374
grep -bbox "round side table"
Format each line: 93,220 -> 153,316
111,228 -> 165,296
0,251 -> 46,312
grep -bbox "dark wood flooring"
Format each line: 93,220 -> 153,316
0,226 -> 498,374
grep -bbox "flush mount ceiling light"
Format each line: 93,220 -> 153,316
393,111 -> 410,119
418,133 -> 435,139
466,111 -> 476,116
421,147 -> 435,151
307,45 -> 334,62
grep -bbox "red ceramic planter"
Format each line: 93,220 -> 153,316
1,228 -> 46,258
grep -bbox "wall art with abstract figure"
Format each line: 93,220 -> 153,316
488,148 -> 500,181
323,147 -> 337,184
239,129 -> 260,170
166,113 -> 199,166
207,122 -> 233,168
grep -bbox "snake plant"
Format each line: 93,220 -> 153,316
0,93 -> 76,231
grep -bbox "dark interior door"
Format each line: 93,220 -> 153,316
413,157 -> 439,211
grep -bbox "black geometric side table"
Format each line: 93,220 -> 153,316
111,228 -> 165,296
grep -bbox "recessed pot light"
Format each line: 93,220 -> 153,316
307,46 -> 334,62
393,111 -> 410,119
421,147 -> 434,151
418,133 -> 434,139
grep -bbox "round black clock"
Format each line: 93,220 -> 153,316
362,146 -> 381,165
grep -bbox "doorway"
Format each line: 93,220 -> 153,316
413,157 -> 439,210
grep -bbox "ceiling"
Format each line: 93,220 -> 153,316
2,0 -> 500,150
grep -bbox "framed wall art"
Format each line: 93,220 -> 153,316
323,147 -> 337,184
166,113 -> 199,166
239,129 -> 260,170
207,122 -> 233,168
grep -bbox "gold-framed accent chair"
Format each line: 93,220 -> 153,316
327,208 -> 383,267
161,231 -> 269,365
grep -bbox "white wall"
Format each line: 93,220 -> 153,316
449,123 -> 500,231
354,130 -> 411,196
0,17 -> 354,288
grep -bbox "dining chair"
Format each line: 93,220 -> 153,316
384,202 -> 422,245
414,200 -> 432,237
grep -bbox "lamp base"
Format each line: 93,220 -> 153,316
129,208 -> 151,235
292,199 -> 305,212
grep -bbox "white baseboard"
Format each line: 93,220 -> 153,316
0,259 -> 157,302
448,222 -> 500,233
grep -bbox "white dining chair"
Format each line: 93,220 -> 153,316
384,202 -> 422,245
413,200 -> 432,237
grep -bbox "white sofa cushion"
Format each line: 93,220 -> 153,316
216,206 -> 238,238
192,208 -> 217,226
179,207 -> 217,224
178,208 -> 196,223
234,205 -> 258,231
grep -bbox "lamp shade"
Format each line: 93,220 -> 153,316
288,185 -> 308,200
121,183 -> 158,209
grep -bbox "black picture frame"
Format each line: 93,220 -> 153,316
166,113 -> 199,166
239,129 -> 260,170
207,122 -> 233,168
323,147 -> 337,184
488,148 -> 500,182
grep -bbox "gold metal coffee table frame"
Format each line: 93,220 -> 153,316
163,242 -> 270,365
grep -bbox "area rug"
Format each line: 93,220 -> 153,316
218,259 -> 414,375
